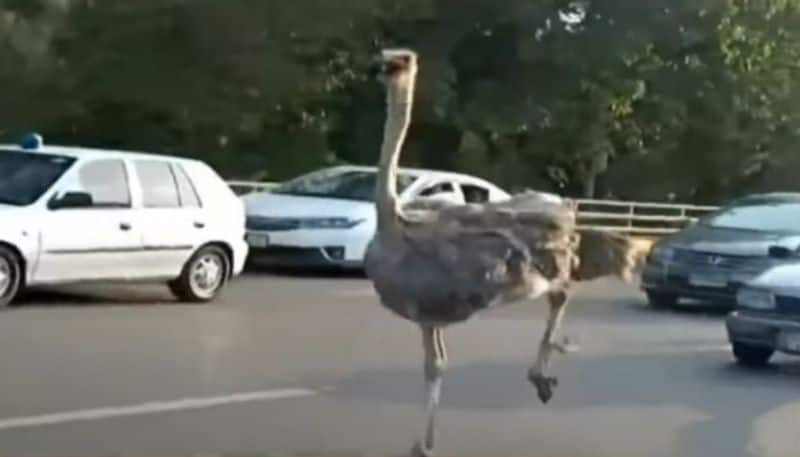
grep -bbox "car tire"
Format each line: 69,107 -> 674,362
0,245 -> 23,309
732,342 -> 774,368
168,245 -> 230,303
646,290 -> 678,308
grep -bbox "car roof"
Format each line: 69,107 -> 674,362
729,192 -> 800,205
0,143 -> 200,164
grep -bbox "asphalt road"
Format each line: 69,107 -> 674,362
0,271 -> 798,457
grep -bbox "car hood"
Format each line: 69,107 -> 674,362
748,262 -> 800,290
665,224 -> 798,256
242,192 -> 375,219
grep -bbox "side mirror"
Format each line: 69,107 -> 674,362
48,191 -> 94,210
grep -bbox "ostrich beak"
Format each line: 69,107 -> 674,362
371,48 -> 417,81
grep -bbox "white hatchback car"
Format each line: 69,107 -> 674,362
0,138 -> 248,308
242,165 -> 560,268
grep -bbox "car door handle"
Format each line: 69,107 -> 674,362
119,222 -> 132,231
194,221 -> 205,229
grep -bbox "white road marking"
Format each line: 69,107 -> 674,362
0,388 -> 317,432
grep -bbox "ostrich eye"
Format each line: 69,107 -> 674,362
385,59 -> 406,75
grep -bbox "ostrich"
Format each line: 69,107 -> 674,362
364,49 -> 641,457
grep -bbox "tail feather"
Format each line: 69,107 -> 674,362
573,229 -> 646,282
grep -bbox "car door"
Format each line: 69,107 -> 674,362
34,157 -> 143,283
131,158 -> 206,278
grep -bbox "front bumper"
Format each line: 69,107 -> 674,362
640,262 -> 756,305
726,311 -> 800,354
244,228 -> 368,268
247,245 -> 363,268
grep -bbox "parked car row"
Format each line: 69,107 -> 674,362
0,136 -> 544,308
4,136 -> 800,370
639,192 -> 800,368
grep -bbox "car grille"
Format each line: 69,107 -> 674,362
775,295 -> 800,315
665,273 -> 740,295
672,249 -> 763,271
246,216 -> 300,231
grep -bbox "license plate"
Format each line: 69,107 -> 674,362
246,233 -> 270,248
780,332 -> 800,352
688,272 -> 728,288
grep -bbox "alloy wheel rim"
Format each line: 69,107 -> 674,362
0,258 -> 11,298
190,254 -> 223,298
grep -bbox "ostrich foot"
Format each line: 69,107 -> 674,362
411,440 -> 435,457
550,336 -> 580,354
527,370 -> 558,403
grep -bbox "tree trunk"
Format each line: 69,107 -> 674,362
580,148 -> 610,199
581,172 -> 597,198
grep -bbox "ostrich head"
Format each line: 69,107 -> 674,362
374,48 -> 418,105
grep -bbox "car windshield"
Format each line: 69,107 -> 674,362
0,149 -> 76,206
701,198 -> 800,233
271,169 -> 418,201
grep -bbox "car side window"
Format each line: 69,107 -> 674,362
76,159 -> 131,208
460,183 -> 490,203
134,160 -> 180,208
171,163 -> 202,208
419,181 -> 454,197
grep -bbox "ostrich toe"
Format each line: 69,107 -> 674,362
527,371 -> 558,403
411,440 -> 435,457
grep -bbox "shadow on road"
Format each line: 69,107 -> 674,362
14,286 -> 180,308
244,262 -> 367,279
322,348 -> 800,456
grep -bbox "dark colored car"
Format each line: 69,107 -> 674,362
640,193 -> 800,308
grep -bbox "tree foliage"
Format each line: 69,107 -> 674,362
2,0 -> 800,203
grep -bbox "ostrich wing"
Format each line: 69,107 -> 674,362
401,192 -> 642,283
402,190 -> 576,235
367,192 -> 579,324
375,228 -> 540,323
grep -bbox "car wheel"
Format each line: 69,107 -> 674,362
168,245 -> 230,303
646,290 -> 678,308
732,342 -> 774,368
0,246 -> 23,309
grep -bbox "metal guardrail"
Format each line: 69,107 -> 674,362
573,199 -> 719,236
227,180 -> 720,236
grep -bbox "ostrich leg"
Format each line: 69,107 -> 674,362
412,325 -> 447,457
528,289 -> 578,403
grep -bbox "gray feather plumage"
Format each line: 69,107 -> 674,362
365,192 -> 579,325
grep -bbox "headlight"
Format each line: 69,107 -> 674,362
736,287 -> 775,310
298,217 -> 365,229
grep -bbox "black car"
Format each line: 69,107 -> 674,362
640,193 -> 800,308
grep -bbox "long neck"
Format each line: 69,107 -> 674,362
375,82 -> 413,238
